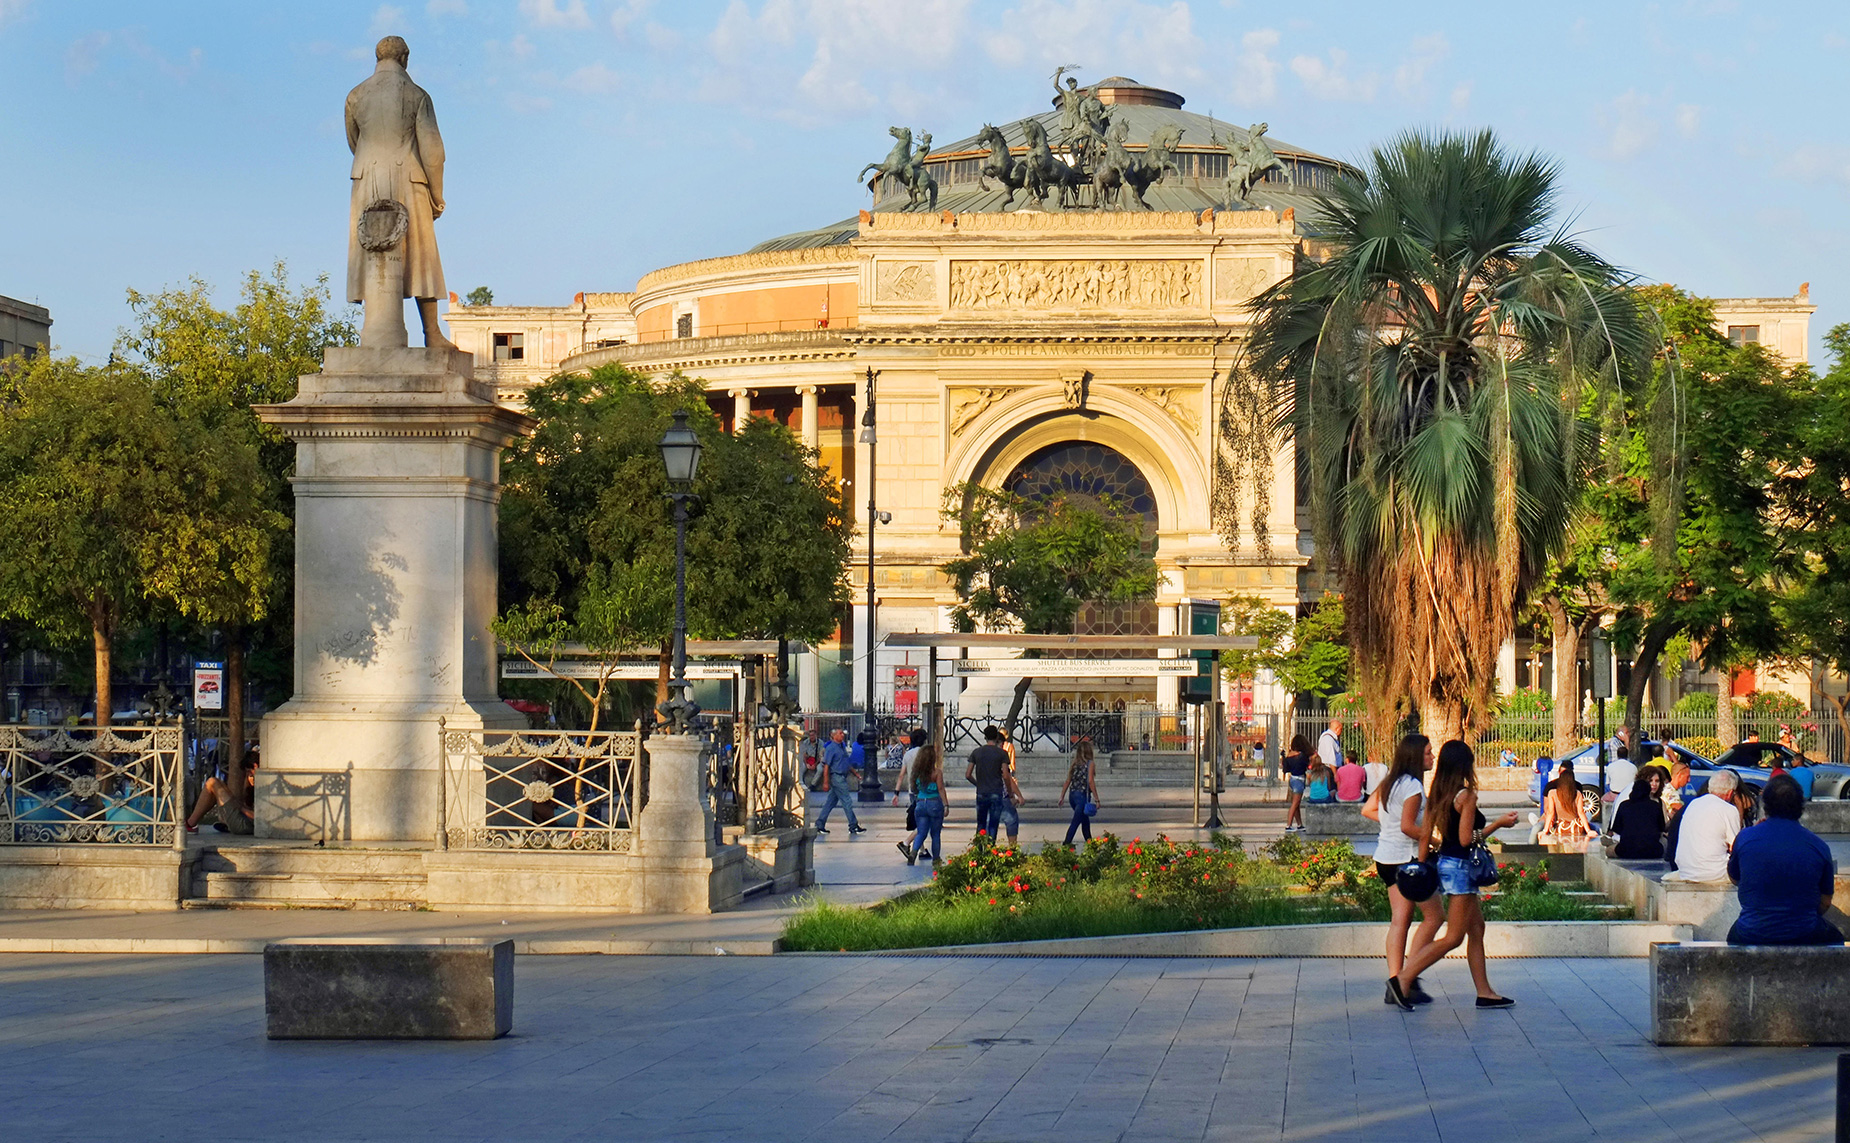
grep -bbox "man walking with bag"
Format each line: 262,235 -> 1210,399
816,728 -> 866,835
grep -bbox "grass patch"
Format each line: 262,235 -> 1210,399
781,836 -> 1627,951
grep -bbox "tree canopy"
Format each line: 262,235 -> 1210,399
1245,128 -> 1663,746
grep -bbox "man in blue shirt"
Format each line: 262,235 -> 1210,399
814,728 -> 866,835
1727,774 -> 1843,946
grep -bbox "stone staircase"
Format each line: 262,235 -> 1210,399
1005,750 -> 1201,790
183,844 -> 429,910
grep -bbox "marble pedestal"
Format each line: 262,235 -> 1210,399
255,347 -> 533,842
635,733 -> 746,913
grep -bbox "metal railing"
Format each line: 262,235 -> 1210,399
0,724 -> 184,846
437,723 -> 643,852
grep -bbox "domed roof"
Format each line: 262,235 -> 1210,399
750,78 -> 1350,253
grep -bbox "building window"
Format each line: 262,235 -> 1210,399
675,313 -> 694,339
1005,442 -> 1159,529
1727,325 -> 1761,346
492,332 -> 524,361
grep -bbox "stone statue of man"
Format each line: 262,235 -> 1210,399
345,35 -> 453,350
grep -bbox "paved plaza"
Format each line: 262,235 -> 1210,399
0,950 -> 1838,1143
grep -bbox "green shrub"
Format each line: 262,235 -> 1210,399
1498,688 -> 1553,716
1673,691 -> 1717,717
1747,691 -> 1806,719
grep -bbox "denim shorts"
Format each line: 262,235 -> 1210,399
1288,776 -> 1306,794
997,799 -> 1020,832
1436,855 -> 1478,897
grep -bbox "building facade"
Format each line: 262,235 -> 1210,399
0,295 -> 51,361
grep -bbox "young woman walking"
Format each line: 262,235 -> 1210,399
1389,740 -> 1520,1011
1363,734 -> 1442,1005
1059,741 -> 1098,845
1281,734 -> 1312,832
907,744 -> 946,867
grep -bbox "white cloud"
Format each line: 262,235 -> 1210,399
1449,81 -> 1471,112
609,0 -> 651,35
426,0 -> 468,17
0,0 -> 32,29
1230,28 -> 1278,105
1783,144 -> 1850,190
1392,33 -> 1448,101
563,61 -> 623,94
370,4 -> 406,35
518,0 -> 591,30
1603,90 -> 1656,159
507,91 -> 554,114
982,0 -> 1203,89
66,30 -> 108,78
1289,48 -> 1377,102
505,33 -> 535,59
1675,102 -> 1701,138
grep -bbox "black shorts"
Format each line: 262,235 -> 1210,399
1375,861 -> 1400,888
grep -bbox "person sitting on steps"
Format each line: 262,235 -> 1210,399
184,750 -> 258,835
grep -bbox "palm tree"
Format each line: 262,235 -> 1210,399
1245,129 -> 1661,746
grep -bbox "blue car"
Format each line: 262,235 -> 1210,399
1529,740 -> 1711,807
1698,741 -> 1850,800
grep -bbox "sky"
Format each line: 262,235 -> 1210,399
2,0 -> 1847,363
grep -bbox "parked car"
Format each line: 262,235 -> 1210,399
1529,740 -> 1711,808
1705,741 -> 1850,800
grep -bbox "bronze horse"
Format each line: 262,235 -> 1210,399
975,124 -> 1031,208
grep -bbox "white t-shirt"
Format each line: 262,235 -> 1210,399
1317,729 -> 1344,769
1665,793 -> 1740,882
1603,758 -> 1638,796
897,746 -> 921,789
1363,761 -> 1388,796
1373,775 -> 1426,866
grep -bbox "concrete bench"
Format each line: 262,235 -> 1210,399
1652,941 -> 1850,1045
1303,801 -> 1370,836
265,937 -> 512,1040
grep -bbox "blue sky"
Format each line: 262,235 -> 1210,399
3,0 -> 1846,362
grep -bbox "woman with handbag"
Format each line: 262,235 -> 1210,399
1059,741 -> 1099,845
1362,734 -> 1442,1005
1389,740 -> 1519,1011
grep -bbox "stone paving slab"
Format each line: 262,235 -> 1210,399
0,952 -> 1837,1142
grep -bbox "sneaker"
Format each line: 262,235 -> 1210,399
896,840 -> 914,863
848,824 -> 867,835
814,826 -> 829,834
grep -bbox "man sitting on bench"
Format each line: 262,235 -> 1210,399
1727,773 -> 1844,946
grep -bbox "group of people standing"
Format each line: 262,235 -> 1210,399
883,725 -> 1100,867
1280,719 -> 1377,831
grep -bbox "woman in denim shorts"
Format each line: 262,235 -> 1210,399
1281,734 -> 1312,832
1387,740 -> 1519,1011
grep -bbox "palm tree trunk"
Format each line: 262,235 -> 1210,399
1546,598 -> 1580,759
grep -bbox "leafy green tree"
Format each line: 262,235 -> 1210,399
1778,323 -> 1850,752
940,484 -> 1160,728
115,263 -> 356,798
1220,593 -> 1348,709
465,287 -> 494,307
1245,129 -> 1661,747
498,364 -> 850,726
0,356 -> 278,743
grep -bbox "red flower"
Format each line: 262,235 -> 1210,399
989,898 -> 997,905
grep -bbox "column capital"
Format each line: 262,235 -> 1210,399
796,385 -> 820,396
727,387 -> 757,399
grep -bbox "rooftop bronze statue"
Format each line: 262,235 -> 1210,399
859,126 -> 936,211
346,35 -> 452,350
1215,122 -> 1288,208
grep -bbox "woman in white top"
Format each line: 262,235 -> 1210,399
1363,733 -> 1442,1006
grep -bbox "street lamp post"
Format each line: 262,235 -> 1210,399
858,367 -> 891,802
657,409 -> 704,735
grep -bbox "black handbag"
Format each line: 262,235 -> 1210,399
1467,842 -> 1500,887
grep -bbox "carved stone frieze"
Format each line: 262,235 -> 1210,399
1123,385 -> 1201,433
876,261 -> 935,303
1213,258 -> 1273,304
948,386 -> 1016,435
937,342 -> 1213,357
949,260 -> 1203,312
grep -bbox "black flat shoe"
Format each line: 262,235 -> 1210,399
1475,995 -> 1515,1009
1385,978 -> 1415,1011
1408,980 -> 1434,1005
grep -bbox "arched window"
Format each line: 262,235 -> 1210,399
1003,442 -> 1158,528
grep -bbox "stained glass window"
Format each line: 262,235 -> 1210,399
1004,442 -> 1158,527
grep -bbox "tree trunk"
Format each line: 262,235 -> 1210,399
1824,690 -> 1850,764
1716,671 -> 1738,750
226,634 -> 247,817
90,605 -> 113,728
1546,598 -> 1581,759
1416,697 -> 1464,750
1624,620 -> 1672,752
1004,675 -> 1033,741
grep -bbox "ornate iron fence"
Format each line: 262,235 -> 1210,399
0,724 -> 184,846
437,723 -> 642,852
743,721 -> 803,833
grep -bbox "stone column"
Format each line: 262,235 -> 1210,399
1156,602 -> 1180,710
254,347 -> 532,842
730,388 -> 753,433
1497,637 -> 1519,695
798,648 -> 821,714
798,385 -> 820,449
634,733 -> 743,912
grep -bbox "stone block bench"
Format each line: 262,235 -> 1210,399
265,937 -> 512,1039
1652,941 -> 1850,1045
1302,802 -> 1370,836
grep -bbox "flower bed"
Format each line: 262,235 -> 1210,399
781,835 -> 1623,951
